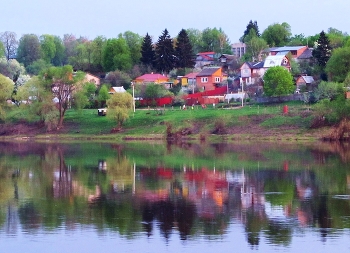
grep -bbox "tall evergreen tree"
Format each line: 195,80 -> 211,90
313,31 -> 332,68
175,29 -> 195,69
240,20 -> 260,43
140,33 -> 155,68
154,29 -> 175,74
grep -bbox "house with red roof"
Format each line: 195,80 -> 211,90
195,52 -> 216,68
133,73 -> 169,84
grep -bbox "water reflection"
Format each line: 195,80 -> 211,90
0,141 -> 349,251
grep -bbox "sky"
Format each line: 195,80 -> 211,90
1,0 -> 348,43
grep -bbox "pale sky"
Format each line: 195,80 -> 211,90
2,0 -> 348,42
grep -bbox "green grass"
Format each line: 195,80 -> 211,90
4,101 -> 317,139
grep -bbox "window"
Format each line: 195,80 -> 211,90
215,77 -> 220,83
201,77 -> 208,83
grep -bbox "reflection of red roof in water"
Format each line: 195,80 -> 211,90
156,168 -> 173,179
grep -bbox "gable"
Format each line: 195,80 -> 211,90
263,55 -> 288,68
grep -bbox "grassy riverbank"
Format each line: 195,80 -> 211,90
1,101 -> 332,142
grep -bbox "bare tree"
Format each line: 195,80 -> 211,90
0,31 -> 18,60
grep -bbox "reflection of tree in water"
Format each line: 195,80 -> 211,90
264,221 -> 292,246
18,202 -> 41,231
140,198 -> 197,240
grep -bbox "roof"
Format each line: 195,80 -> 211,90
197,51 -> 215,55
219,54 -> 236,60
247,61 -> 264,69
270,46 -> 306,52
263,55 -> 288,68
197,67 -> 221,77
298,76 -> 315,83
135,73 -> 168,82
110,86 -> 126,93
184,72 -> 199,79
297,48 -> 313,59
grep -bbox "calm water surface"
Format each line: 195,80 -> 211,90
0,141 -> 349,253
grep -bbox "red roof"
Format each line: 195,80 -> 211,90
184,72 -> 199,79
135,73 -> 168,82
198,51 -> 215,55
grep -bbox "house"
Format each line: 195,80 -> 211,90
196,67 -> 224,91
231,42 -> 246,58
239,55 -> 290,85
218,54 -> 240,74
269,46 -> 309,61
195,52 -> 216,69
296,75 -> 315,91
109,86 -> 126,94
133,73 -> 169,84
240,61 -> 265,85
85,73 -> 101,86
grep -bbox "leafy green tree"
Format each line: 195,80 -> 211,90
102,38 -> 132,72
105,70 -> 132,89
140,33 -> 155,68
0,41 -> 4,58
0,57 -> 26,81
40,34 -> 57,64
26,59 -> 52,75
62,34 -> 78,65
122,31 -> 142,66
144,83 -> 172,99
154,29 -> 175,74
288,33 -> 307,46
52,36 -> 65,66
175,29 -> 195,69
0,74 -> 14,120
106,92 -> 133,129
327,27 -> 347,49
240,20 -> 260,43
0,31 -> 18,60
262,22 -> 292,47
325,47 -> 350,82
16,34 -> 41,67
91,36 -> 106,72
40,65 -> 85,128
186,28 -> 202,54
263,66 -> 295,96
244,29 -> 268,61
314,81 -> 344,101
98,84 -> 111,107
199,27 -> 231,53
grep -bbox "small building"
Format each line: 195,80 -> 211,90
296,75 -> 315,91
109,86 -> 126,94
269,46 -> 308,59
196,67 -> 224,91
85,73 -> 101,86
231,42 -> 246,58
133,73 -> 169,84
195,52 -> 216,69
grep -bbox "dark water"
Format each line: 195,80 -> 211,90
0,140 -> 349,253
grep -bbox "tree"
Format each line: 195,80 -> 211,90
0,31 -> 18,60
263,66 -> 295,96
91,36 -> 106,72
102,38 -> 132,72
327,27 -> 347,49
261,23 -> 292,47
26,59 -> 52,75
240,20 -> 260,43
106,92 -> 133,129
40,34 -> 57,64
122,31 -> 142,66
0,74 -> 14,120
186,28 -> 202,54
312,31 -> 332,69
105,70 -> 132,89
140,33 -> 155,68
0,57 -> 26,81
325,47 -> 350,82
52,36 -> 65,66
98,84 -> 110,107
40,65 -> 85,129
175,29 -> 195,69
62,34 -> 78,65
16,34 -> 41,67
154,29 -> 175,74
199,27 -> 231,53
244,29 -> 268,61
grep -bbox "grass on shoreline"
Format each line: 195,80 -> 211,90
2,101 -> 321,142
